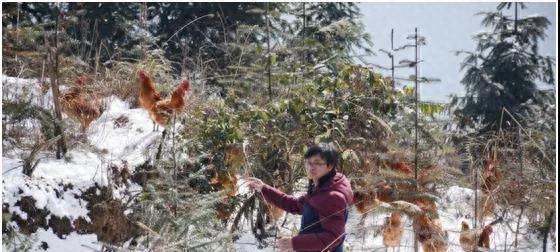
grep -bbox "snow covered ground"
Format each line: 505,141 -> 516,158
2,75 -> 152,251
231,183 -> 553,252
2,75 -> 554,251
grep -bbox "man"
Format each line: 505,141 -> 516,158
246,143 -> 353,252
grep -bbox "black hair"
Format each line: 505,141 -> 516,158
304,143 -> 339,169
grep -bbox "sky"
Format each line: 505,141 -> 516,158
358,2 -> 557,103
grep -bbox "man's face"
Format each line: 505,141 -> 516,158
305,154 -> 333,181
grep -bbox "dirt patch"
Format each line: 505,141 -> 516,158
75,183 -> 141,245
131,160 -> 159,187
81,183 -> 113,205
12,196 -> 50,235
85,199 -> 141,244
110,161 -> 132,187
48,215 -> 73,238
3,203 -> 11,233
5,183 -> 142,246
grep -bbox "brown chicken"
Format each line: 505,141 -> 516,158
354,181 -> 414,220
60,75 -> 104,133
412,213 -> 448,252
410,197 -> 439,219
460,221 -> 476,252
151,79 -> 190,126
375,182 -> 399,202
417,164 -> 442,187
383,212 -> 404,249
137,70 -> 190,127
460,221 -> 494,252
354,183 -> 394,219
210,172 -> 238,197
479,224 -> 493,249
215,199 -> 237,224
384,160 -> 413,174
137,70 -> 161,113
481,159 -> 502,193
354,190 -> 380,219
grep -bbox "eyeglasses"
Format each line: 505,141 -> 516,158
305,161 -> 327,168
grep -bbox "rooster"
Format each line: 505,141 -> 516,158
383,212 -> 404,250
460,220 -> 497,252
137,70 -> 190,127
137,71 -> 160,115
59,75 -> 105,133
151,79 -> 190,126
137,70 -> 190,159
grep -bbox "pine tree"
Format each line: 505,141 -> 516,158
451,2 -> 555,131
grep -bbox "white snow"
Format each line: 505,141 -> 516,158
2,176 -> 91,221
2,226 -> 103,252
2,75 -> 162,251
87,96 -> 163,168
33,229 -> 102,252
2,75 -> 54,110
232,185 -> 554,251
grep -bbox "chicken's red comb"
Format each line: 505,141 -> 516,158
137,70 -> 148,80
77,75 -> 90,85
180,79 -> 191,91
486,159 -> 496,164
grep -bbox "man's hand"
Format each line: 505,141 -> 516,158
245,177 -> 265,193
277,237 -> 294,252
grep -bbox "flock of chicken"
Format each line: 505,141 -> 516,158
59,70 -> 190,135
58,71 -> 503,251
351,156 -> 502,252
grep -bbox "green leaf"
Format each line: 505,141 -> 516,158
403,87 -> 415,96
270,54 -> 278,65
419,102 -> 446,117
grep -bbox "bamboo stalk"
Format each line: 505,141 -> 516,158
266,2 -> 272,100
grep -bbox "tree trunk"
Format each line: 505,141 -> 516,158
514,2 -> 518,35
514,206 -> 525,248
46,5 -> 67,159
413,27 -> 419,252
474,161 -> 478,228
301,2 -> 307,84
518,126 -> 523,174
391,28 -> 395,90
414,27 -> 419,188
266,2 -> 272,100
